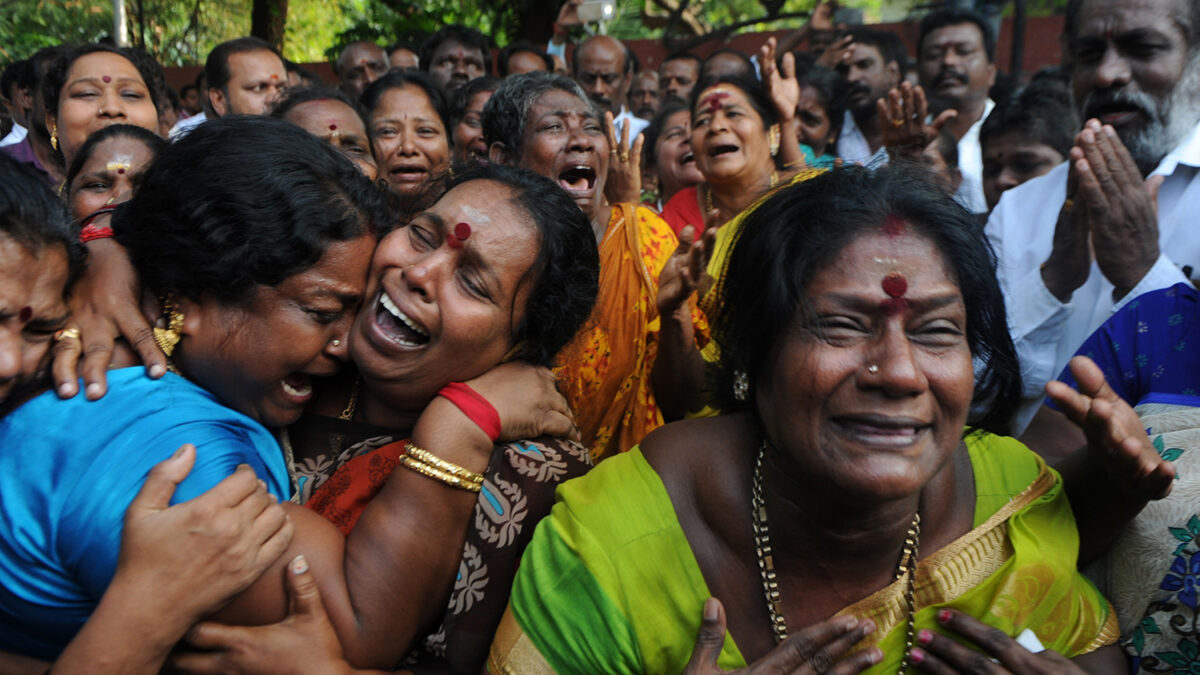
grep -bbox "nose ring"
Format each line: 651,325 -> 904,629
867,364 -> 879,374
331,339 -> 342,347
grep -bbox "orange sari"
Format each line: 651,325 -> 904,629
555,203 -> 707,462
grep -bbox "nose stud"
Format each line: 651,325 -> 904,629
331,339 -> 342,347
867,364 -> 879,374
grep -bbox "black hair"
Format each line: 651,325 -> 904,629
334,42 -> 386,77
163,84 -> 182,113
1066,0 -> 1200,49
483,71 -> 594,161
112,116 -> 385,305
26,46 -> 66,97
387,40 -> 420,55
450,76 -> 499,127
846,28 -> 909,79
688,73 -> 778,129
980,68 -> 1078,158
795,64 -> 844,143
642,98 -> 689,167
419,25 -> 491,76
662,52 -> 703,71
571,36 -> 638,77
180,83 -> 197,98
712,166 -> 1020,435
205,37 -> 281,93
699,48 -> 756,80
285,60 -> 319,85
918,9 -> 996,62
436,164 -> 598,366
43,44 -> 166,121
64,123 -> 168,190
270,85 -> 364,123
498,42 -> 553,77
360,69 -> 449,129
1,60 -> 28,99
0,153 -> 86,289
930,126 -> 959,168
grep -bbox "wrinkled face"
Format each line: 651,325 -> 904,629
756,230 -> 973,503
390,48 -> 419,70
51,52 -> 159,165
370,85 -> 451,197
981,132 -> 1065,210
653,108 -> 703,198
630,72 -> 660,120
285,99 -> 377,181
917,22 -> 996,108
795,84 -> 834,156
338,43 -> 390,99
0,236 -> 69,408
67,135 -> 156,222
1069,0 -> 1199,174
507,50 -> 548,76
838,43 -> 900,114
212,49 -> 287,117
427,39 -> 486,95
180,235 -> 375,428
576,41 -> 629,114
452,89 -> 494,165
350,180 -> 540,411
660,58 -> 699,104
516,88 -> 609,222
691,85 -> 773,185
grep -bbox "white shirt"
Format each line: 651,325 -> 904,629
613,107 -> 648,149
0,122 -> 26,148
985,120 -> 1200,432
953,98 -> 993,214
836,110 -> 888,169
169,111 -> 206,141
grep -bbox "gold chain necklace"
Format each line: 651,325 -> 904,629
278,377 -> 361,504
751,442 -> 921,672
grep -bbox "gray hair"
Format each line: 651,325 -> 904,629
482,71 -> 597,161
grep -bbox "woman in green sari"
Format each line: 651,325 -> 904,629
490,166 -> 1144,674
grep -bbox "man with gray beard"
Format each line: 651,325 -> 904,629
986,0 -> 1200,433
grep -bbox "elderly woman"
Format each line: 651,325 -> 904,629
489,167 -> 1144,674
482,71 -> 708,461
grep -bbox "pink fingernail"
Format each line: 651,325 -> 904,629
938,609 -> 952,622
911,647 -> 925,664
918,629 -> 933,645
291,555 -> 308,575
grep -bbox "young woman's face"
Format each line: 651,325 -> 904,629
67,135 -> 156,221
0,235 -> 69,408
369,86 -> 451,197
350,179 -> 541,411
179,235 -> 376,428
51,52 -> 159,164
653,108 -> 703,199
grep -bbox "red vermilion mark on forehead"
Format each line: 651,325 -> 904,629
882,213 -> 905,237
102,75 -> 111,83
328,123 -> 338,130
18,306 -> 32,323
701,91 -> 729,112
447,221 -> 471,249
880,272 -> 909,314
270,74 -> 279,80
117,168 -> 125,174
882,297 -> 909,314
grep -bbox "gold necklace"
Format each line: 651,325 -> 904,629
278,376 -> 361,504
751,442 -> 921,672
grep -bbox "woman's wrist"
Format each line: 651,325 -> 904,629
411,397 -> 493,475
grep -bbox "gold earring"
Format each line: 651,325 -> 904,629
768,125 -> 780,157
50,123 -> 58,151
153,295 -> 185,360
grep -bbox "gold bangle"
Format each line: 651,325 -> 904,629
399,455 -> 483,493
404,443 -> 485,484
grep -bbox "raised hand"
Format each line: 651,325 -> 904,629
817,34 -> 855,70
657,225 -> 715,320
603,110 -> 644,205
878,82 -> 955,162
760,38 -> 800,124
682,597 -> 881,674
466,362 -> 579,442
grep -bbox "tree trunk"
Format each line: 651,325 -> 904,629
251,0 -> 288,51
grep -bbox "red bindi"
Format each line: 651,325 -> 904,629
701,92 -> 729,112
18,306 -> 32,323
882,272 -> 907,298
102,75 -> 111,83
328,123 -> 338,131
447,222 -> 471,249
883,213 -> 905,237
117,168 -> 125,174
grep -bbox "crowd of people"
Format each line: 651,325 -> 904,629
0,0 -> 1198,671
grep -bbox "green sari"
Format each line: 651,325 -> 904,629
488,432 -> 1117,674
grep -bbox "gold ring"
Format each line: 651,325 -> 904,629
619,152 -> 630,163
891,118 -> 904,128
1063,198 -> 1075,213
610,148 -> 619,155
56,327 -> 81,342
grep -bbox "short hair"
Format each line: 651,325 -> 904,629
662,52 -> 703,72
285,59 -> 319,84
113,116 -> 385,305
980,67 -> 1078,158
387,40 -> 419,55
930,126 -> 959,168
270,85 -> 362,122
44,44 -> 166,120
1065,0 -> 1200,49
334,42 -> 384,76
641,98 -> 689,167
419,25 -> 491,75
450,76 -> 499,126
482,71 -> 594,161
65,123 -> 168,192
439,163 -> 599,366
1,60 -> 28,99
359,70 -> 449,129
498,42 -> 553,77
0,152 -> 86,288
571,36 -> 637,77
795,64 -> 844,140
847,27 -> 909,79
919,9 -> 996,62
699,48 -> 756,80
205,37 -> 281,93
688,73 -> 778,129
711,166 -> 1020,434
179,83 -> 198,98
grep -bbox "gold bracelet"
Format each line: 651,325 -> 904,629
404,443 -> 485,484
399,455 -> 483,493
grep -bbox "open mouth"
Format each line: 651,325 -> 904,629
376,291 -> 430,347
280,373 -> 314,404
679,151 -> 695,165
389,164 -> 429,182
1087,104 -> 1145,127
832,415 -> 931,447
558,165 -> 596,192
709,144 -> 739,158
